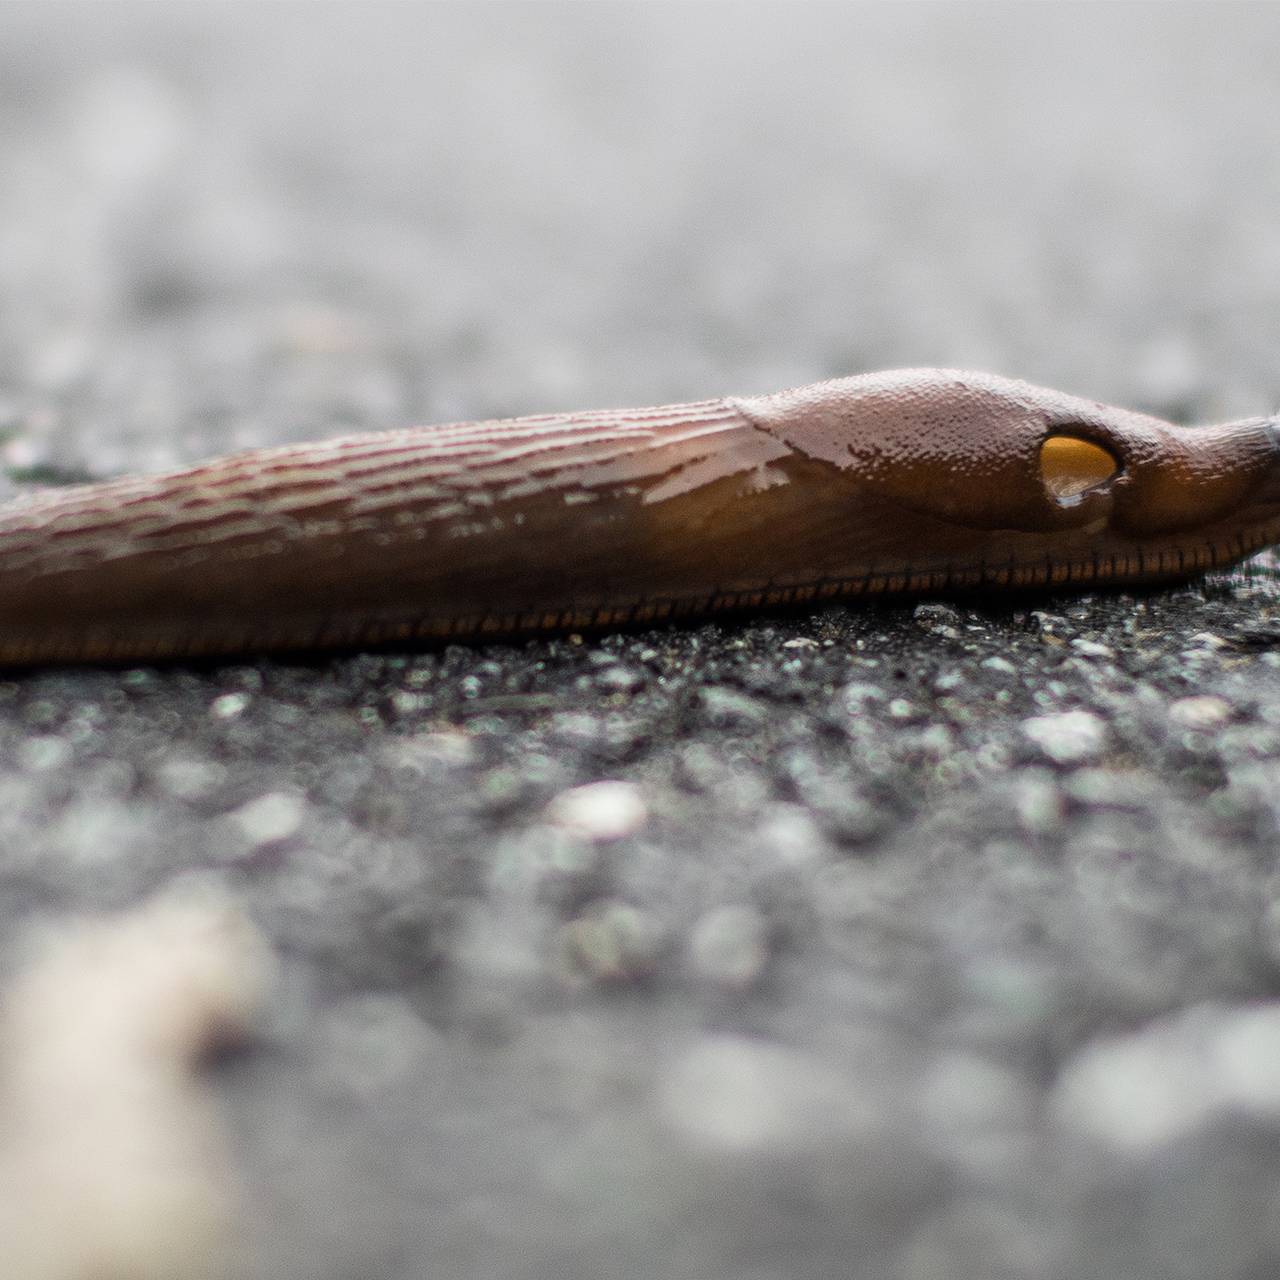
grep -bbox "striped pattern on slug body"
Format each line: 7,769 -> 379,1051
0,368 -> 1277,665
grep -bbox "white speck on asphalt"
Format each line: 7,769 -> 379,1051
545,780 -> 647,841
1021,710 -> 1107,764
1168,695 -> 1232,730
209,692 -> 251,720
657,1035 -> 872,1153
1052,1003 -> 1280,1155
1186,632 -> 1228,651
980,656 -> 1017,676
156,758 -> 227,801
230,792 -> 305,847
1070,638 -> 1114,659
18,736 -> 72,772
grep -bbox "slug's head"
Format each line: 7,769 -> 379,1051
740,370 -> 1280,541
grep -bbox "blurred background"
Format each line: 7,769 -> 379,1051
5,5 -> 1280,1279
3,2 -> 1279,475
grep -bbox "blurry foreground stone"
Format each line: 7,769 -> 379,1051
0,879 -> 271,1280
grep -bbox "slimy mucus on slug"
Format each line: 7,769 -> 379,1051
0,368 -> 1277,666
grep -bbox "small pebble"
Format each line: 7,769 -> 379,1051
657,1034 -> 869,1153
1212,1005 -> 1280,1115
388,690 -> 428,717
914,604 -> 962,639
1070,638 -> 1114,659
229,792 -> 305,847
1186,631 -> 1228,651
383,730 -> 476,772
209,692 -> 251,720
758,804 -> 825,867
1021,710 -> 1107,764
156,758 -> 227,801
1013,775 -> 1064,835
916,724 -> 955,760
700,686 -> 768,727
1062,768 -> 1149,808
914,603 -> 961,622
545,780 -> 647,841
841,682 -> 885,712
980,656 -> 1017,675
17,736 -> 72,772
1054,1022 -> 1208,1155
595,665 -> 643,693
1052,1002 -> 1280,1155
1168,695 -> 1232,730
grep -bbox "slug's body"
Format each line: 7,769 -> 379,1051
1,369 -> 1278,665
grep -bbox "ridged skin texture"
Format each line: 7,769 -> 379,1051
0,369 -> 1278,665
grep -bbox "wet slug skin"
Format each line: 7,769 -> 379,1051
0,368 -> 1278,665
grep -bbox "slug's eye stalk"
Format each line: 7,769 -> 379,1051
1098,413 -> 1280,538
1039,436 -> 1120,507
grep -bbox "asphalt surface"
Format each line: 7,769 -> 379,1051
4,4 -> 1280,1278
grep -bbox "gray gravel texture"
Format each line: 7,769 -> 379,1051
4,3 -> 1280,1278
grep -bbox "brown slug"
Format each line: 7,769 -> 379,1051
0,368 -> 1277,666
